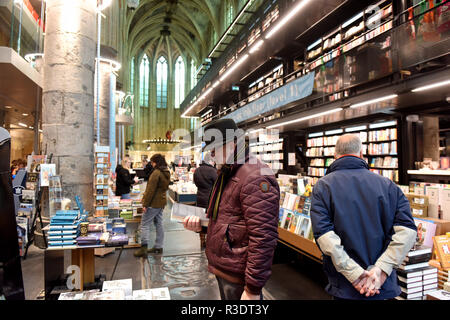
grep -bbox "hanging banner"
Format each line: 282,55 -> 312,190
223,71 -> 315,124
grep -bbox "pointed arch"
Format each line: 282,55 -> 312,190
174,56 -> 185,109
139,54 -> 150,107
156,56 -> 168,109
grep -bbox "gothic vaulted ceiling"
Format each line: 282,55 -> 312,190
127,0 -> 224,64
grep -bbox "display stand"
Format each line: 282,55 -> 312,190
277,227 -> 322,263
23,184 -> 47,259
94,146 -> 110,217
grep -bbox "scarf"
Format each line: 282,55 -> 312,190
206,142 -> 249,221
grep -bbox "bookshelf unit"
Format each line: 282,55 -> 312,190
304,0 -> 393,100
250,132 -> 284,171
306,120 -> 400,185
94,146 -> 110,217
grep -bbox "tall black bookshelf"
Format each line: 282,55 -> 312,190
306,119 -> 401,185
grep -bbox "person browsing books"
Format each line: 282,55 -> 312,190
193,152 -> 218,249
134,154 -> 171,258
183,119 -> 280,300
310,134 -> 417,300
115,156 -> 139,199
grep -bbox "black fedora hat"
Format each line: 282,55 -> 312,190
202,119 -> 244,152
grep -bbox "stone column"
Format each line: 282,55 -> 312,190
94,46 -> 118,146
423,116 -> 440,162
42,0 -> 96,212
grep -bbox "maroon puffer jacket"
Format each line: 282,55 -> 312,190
205,157 -> 280,295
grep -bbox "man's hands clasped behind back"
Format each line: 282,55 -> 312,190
352,266 -> 388,297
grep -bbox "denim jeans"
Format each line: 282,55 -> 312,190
215,276 -> 264,300
121,193 -> 131,199
140,207 -> 164,248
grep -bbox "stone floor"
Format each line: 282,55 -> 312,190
20,204 -> 331,300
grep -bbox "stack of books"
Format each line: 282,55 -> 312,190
395,245 -> 438,300
76,232 -> 110,246
48,210 -> 81,247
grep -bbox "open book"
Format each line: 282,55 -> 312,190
170,202 -> 209,227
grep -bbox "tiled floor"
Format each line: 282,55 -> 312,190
20,205 -> 330,300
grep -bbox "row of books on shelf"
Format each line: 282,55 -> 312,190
307,132 -> 368,147
306,147 -> 335,157
369,169 -> 398,181
308,167 -> 326,177
368,128 -> 397,142
308,18 -> 393,70
368,141 -> 397,155
267,161 -> 284,171
250,142 -> 283,153
59,279 -> 170,300
369,156 -> 398,168
256,152 -> 283,161
310,158 -> 336,167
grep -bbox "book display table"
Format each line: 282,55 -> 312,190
45,242 -> 128,297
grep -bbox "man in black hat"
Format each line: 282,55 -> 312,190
183,119 -> 280,300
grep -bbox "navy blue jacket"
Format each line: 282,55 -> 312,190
310,156 -> 416,300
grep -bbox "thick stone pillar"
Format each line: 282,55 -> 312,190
42,0 -> 96,212
423,116 -> 440,162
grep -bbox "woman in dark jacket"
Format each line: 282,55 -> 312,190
193,153 -> 217,249
134,154 -> 171,258
115,157 -> 138,199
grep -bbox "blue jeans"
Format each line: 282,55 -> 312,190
121,193 -> 131,199
140,207 -> 164,248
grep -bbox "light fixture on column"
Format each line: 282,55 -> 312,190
96,0 -> 112,11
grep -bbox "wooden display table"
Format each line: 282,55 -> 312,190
277,227 -> 322,263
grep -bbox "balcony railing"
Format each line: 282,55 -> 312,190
0,0 -> 45,64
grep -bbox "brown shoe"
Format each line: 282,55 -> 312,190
134,245 -> 148,258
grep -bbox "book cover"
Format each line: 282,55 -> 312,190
433,235 -> 450,269
102,279 -> 132,297
170,202 -> 208,227
297,214 -> 312,239
289,213 -> 300,233
132,289 -> 153,300
400,285 -> 423,294
423,273 -> 438,281
283,210 -> 293,229
149,287 -> 170,300
91,290 -> 125,300
397,275 -> 422,284
407,245 -> 432,257
404,253 -> 432,265
398,280 -> 423,289
398,261 -> 431,271
413,218 -> 437,248
399,291 -> 423,299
